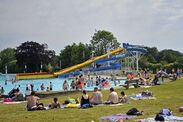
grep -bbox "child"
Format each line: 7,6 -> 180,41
119,91 -> 128,103
49,97 -> 60,109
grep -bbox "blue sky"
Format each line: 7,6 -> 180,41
0,0 -> 183,54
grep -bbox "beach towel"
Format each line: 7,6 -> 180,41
94,103 -> 123,107
138,115 -> 183,122
100,114 -> 135,122
61,103 -> 80,109
129,94 -> 156,100
140,86 -> 152,88
2,101 -> 27,104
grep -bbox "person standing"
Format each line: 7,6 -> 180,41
49,82 -> 53,91
0,86 -> 4,96
41,83 -> 45,91
25,86 -> 31,98
63,80 -> 69,91
70,80 -> 76,90
30,84 -> 34,91
5,80 -> 7,85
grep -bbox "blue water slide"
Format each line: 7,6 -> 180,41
91,64 -> 121,71
123,43 -> 147,53
123,43 -> 144,49
127,47 -> 147,53
89,62 -> 121,71
95,54 -> 126,63
58,71 -> 81,78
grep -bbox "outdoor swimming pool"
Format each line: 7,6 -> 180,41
0,74 -> 125,95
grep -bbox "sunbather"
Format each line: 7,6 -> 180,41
90,87 -> 103,105
26,91 -> 45,111
119,91 -> 128,103
80,90 -> 92,108
12,89 -> 24,101
105,88 -> 119,104
48,97 -> 60,109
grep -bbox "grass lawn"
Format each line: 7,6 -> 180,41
0,79 -> 183,122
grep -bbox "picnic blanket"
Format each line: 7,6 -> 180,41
94,103 -> 124,107
129,94 -> 156,100
140,86 -> 152,88
100,114 -> 135,122
61,104 -> 80,109
1,101 -> 27,104
138,115 -> 183,122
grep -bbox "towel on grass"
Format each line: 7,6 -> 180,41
100,114 -> 136,122
1,101 -> 27,104
140,86 -> 152,88
138,115 -> 183,122
94,103 -> 124,107
129,94 -> 156,100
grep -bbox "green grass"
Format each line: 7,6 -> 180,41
1,79 -> 183,122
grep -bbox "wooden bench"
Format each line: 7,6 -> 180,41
123,78 -> 140,89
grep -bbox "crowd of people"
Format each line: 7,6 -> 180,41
63,74 -> 111,91
1,67 -> 182,108
25,87 -> 128,111
125,68 -> 183,87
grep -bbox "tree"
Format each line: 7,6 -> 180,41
139,46 -> 183,72
16,41 -> 55,72
59,45 -> 72,69
59,42 -> 92,69
144,47 -> 158,63
157,49 -> 182,64
0,48 -> 18,73
90,30 -> 120,56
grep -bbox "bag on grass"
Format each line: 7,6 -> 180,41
126,108 -> 142,116
159,108 -> 172,116
155,113 -> 165,121
141,91 -> 153,97
36,103 -> 46,110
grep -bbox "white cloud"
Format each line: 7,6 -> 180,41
0,0 -> 183,54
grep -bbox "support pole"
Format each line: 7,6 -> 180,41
5,64 -> 7,74
136,52 -> 139,72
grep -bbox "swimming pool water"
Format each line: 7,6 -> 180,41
0,74 -> 125,95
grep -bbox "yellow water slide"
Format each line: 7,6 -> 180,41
53,48 -> 124,76
16,48 -> 124,80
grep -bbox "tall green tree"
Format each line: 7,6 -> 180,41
59,45 -> 72,69
140,47 -> 183,73
157,49 -> 182,64
90,30 -> 120,56
59,42 -> 92,69
0,48 -> 18,73
16,41 -> 55,72
144,47 -> 158,63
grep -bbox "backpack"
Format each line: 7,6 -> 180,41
155,113 -> 165,121
126,108 -> 142,116
141,91 -> 153,97
159,108 -> 172,116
